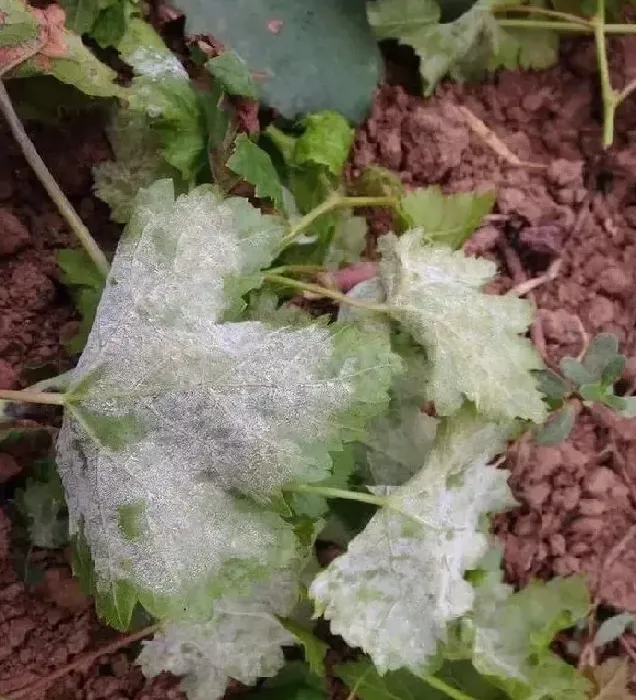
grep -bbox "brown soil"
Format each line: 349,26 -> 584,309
3,30 -> 636,700
352,35 -> 636,617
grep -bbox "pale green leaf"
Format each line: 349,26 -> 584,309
310,411 -> 515,673
206,49 -> 257,98
227,134 -> 284,210
582,333 -> 620,380
367,0 -> 440,40
379,231 -> 546,422
323,215 -> 367,270
57,179 -> 400,621
400,187 -> 495,250
139,573 -> 298,700
489,27 -> 559,71
469,576 -> 591,700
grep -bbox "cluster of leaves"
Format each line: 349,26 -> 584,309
3,2 -> 636,700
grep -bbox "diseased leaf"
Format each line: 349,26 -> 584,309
310,411 -> 515,673
0,0 -> 39,48
14,462 -> 68,548
8,2 -> 123,97
400,187 -> 495,250
140,572 -> 297,700
227,134 -> 284,210
57,179 -> 400,623
379,231 -> 546,422
588,659 -> 634,700
206,50 -> 257,98
93,108 -> 181,224
468,576 -> 591,700
169,0 -> 381,121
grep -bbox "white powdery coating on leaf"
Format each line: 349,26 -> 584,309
310,414 -> 515,673
57,180 -> 396,609
139,573 -> 297,700
379,231 -> 546,422
127,47 -> 188,79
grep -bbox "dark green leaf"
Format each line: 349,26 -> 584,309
280,619 -> 328,677
206,50 -> 258,98
581,333 -> 620,380
400,186 -> 496,249
559,357 -> 595,387
533,405 -> 575,445
169,0 -> 381,121
91,0 -> 134,48
57,0 -> 105,35
294,112 -> 354,176
227,134 -> 284,210
248,661 -> 327,699
95,579 -> 139,630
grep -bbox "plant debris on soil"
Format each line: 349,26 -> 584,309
3,26 -> 636,699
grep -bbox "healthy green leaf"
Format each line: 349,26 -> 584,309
169,0 -> 381,121
489,26 -> 559,71
139,573 -> 298,700
206,50 -> 257,98
57,248 -> 105,355
533,404 -> 575,445
280,619 -> 328,677
310,410 -> 515,673
400,187 -> 496,250
248,661 -> 328,700
227,134 -> 285,210
293,112 -> 354,177
468,576 -> 591,700
379,231 -> 546,422
57,179 -> 400,623
14,462 -> 68,548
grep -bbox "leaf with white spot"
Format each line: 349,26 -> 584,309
310,410 -> 515,674
378,231 -> 546,422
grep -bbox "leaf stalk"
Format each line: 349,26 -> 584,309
282,194 -> 397,246
0,82 -> 110,276
284,484 -> 389,508
592,0 -> 616,147
0,389 -> 66,406
264,273 -> 388,312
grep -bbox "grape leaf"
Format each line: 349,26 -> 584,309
468,576 -> 591,700
293,112 -> 354,177
248,661 -> 328,700
227,134 -> 284,210
93,108 -> 181,224
6,2 -> 123,97
206,50 -> 257,98
400,187 -> 495,250
14,462 -> 68,548
57,179 -> 400,623
310,410 -> 515,673
57,248 -> 105,354
378,231 -> 546,422
489,27 -> 559,71
280,619 -> 328,677
0,0 -> 39,48
168,0 -> 381,121
323,216 -> 367,270
139,572 -> 298,700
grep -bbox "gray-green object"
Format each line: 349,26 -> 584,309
169,0 -> 382,122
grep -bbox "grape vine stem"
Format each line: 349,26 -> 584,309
264,274 -> 388,312
0,389 -> 65,406
282,194 -> 397,245
0,81 -> 110,276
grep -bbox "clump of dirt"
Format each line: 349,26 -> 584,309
352,34 -> 636,614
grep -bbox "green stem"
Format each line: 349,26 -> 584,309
264,273 -> 388,312
0,82 -> 110,277
284,484 -> 389,509
267,264 -> 326,276
0,389 -> 66,406
592,0 -> 616,147
282,195 -> 397,246
493,4 -> 591,26
616,76 -> 636,105
425,676 -> 478,700
496,17 -> 636,33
